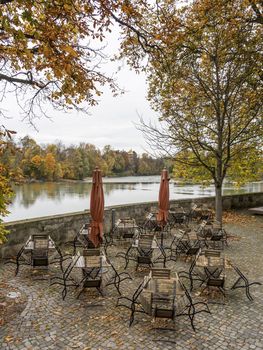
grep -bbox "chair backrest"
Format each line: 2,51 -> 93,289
83,248 -> 100,256
150,206 -> 158,213
32,235 -> 49,250
115,219 -> 122,227
82,249 -> 101,268
196,221 -> 207,237
84,255 -> 101,268
178,229 -> 187,238
122,217 -> 135,225
133,276 -> 151,301
154,278 -> 176,297
204,249 -> 221,258
140,233 -> 154,240
200,220 -> 208,228
145,213 -> 154,220
188,248 -> 202,273
81,222 -> 90,233
172,205 -> 184,211
138,235 -> 154,250
191,203 -> 198,210
150,268 -> 171,280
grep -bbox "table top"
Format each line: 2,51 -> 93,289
196,255 -> 232,269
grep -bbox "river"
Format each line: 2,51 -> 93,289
5,176 -> 263,222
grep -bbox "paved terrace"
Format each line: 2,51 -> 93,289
0,210 -> 263,350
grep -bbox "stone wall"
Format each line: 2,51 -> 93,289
1,192 -> 263,258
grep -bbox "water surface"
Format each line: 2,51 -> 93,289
5,176 -> 263,222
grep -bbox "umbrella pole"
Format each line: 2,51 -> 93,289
161,231 -> 164,248
160,225 -> 166,267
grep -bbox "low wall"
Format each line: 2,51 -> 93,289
1,192 -> 263,258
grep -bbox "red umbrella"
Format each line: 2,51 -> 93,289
89,167 -> 104,248
157,168 -> 170,226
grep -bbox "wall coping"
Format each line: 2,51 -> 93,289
3,191 -> 263,227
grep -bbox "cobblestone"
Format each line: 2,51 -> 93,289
0,210 -> 263,349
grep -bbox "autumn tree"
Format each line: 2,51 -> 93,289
0,0 -> 122,122
0,126 -> 16,242
113,0 -> 263,224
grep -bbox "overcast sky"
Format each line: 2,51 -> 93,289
2,26 -> 158,155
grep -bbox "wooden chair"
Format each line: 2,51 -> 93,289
136,235 -> 154,270
77,252 -> 103,298
201,259 -> 226,303
31,234 -> 49,268
152,279 -> 177,322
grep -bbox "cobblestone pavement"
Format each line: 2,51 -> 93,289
0,210 -> 263,350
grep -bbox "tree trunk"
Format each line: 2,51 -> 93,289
215,184 -> 223,226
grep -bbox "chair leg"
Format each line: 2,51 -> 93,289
129,303 -> 136,327
76,287 -> 84,299
96,287 -> 104,296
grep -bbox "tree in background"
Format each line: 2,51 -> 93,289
113,0 -> 263,224
1,136 -> 165,180
0,127 -> 16,243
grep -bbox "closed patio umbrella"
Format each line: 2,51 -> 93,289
157,168 -> 170,225
89,167 -> 104,248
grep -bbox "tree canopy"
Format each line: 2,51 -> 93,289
0,0 -> 122,122
2,136 -> 166,181
113,0 -> 263,223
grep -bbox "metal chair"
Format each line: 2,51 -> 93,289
208,226 -> 228,249
50,255 -> 80,300
201,260 -> 226,303
103,257 -> 132,295
116,276 -> 151,326
178,248 -> 205,292
176,280 -> 211,331
230,263 -> 262,301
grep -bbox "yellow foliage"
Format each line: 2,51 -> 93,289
0,0 -> 121,119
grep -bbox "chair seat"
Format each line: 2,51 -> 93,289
153,307 -> 175,319
83,279 -> 101,288
32,257 -> 48,267
207,278 -> 224,287
211,235 -> 223,241
187,247 -> 200,256
122,232 -> 135,239
138,256 -> 152,264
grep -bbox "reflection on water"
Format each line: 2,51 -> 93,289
5,176 -> 263,222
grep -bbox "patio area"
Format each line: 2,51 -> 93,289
0,209 -> 263,350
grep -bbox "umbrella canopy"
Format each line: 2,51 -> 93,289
157,168 -> 170,225
89,167 -> 104,247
